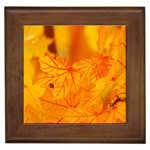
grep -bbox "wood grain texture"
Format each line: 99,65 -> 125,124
5,7 -> 145,143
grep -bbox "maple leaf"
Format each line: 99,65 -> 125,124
83,80 -> 117,115
38,55 -> 81,99
83,57 -> 126,114
39,86 -> 68,123
76,55 -> 112,82
60,94 -> 126,123
98,99 -> 126,123
61,107 -> 97,123
79,78 -> 105,113
24,75 -> 45,123
24,104 -> 46,123
64,91 -> 81,108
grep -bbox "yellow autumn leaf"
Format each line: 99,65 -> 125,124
98,101 -> 126,123
24,76 -> 45,123
24,104 -> 46,123
39,86 -> 68,123
61,107 -> 96,123
38,55 -> 81,99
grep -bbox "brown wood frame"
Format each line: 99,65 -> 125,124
5,7 -> 145,143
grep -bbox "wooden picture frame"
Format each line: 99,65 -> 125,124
5,7 -> 145,143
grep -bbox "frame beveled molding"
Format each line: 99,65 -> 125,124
5,7 -> 145,143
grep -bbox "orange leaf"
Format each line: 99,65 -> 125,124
38,55 -> 81,99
